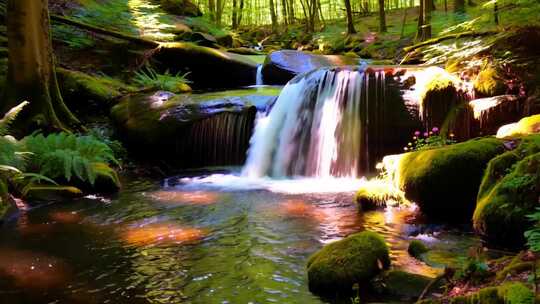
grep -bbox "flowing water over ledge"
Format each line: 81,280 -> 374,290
0,170 -> 480,304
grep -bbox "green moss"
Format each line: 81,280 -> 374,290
496,253 -> 533,281
57,68 -> 135,110
160,0 -> 201,16
397,137 -> 505,219
306,231 -> 390,294
473,66 -> 507,97
497,114 -> 540,138
474,135 -> 540,247
355,179 -> 407,211
408,240 -> 429,258
451,282 -> 534,304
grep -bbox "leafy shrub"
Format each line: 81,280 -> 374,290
23,133 -> 119,186
133,66 -> 191,93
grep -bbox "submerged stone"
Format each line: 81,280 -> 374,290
306,231 -> 390,295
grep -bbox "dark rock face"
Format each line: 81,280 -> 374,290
262,50 -> 363,85
153,43 -> 259,89
159,0 -> 202,16
469,95 -> 525,136
111,90 -> 278,168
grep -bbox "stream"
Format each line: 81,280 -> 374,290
0,169 -> 480,304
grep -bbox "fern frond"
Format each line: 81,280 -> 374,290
0,101 -> 29,136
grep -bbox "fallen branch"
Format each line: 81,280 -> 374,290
49,14 -> 160,48
403,30 -> 496,53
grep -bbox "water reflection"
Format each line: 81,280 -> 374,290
148,190 -> 220,205
122,223 -> 207,246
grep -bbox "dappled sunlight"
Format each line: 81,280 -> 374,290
127,0 -> 175,41
122,223 -> 207,246
356,177 -> 410,208
149,190 -> 220,205
0,248 -> 70,289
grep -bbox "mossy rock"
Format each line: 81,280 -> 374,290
396,137 -> 505,219
408,240 -> 429,259
307,231 -> 390,295
474,66 -> 507,98
495,252 -> 534,281
57,68 -> 135,113
450,282 -> 534,304
355,179 -> 407,211
159,0 -> 202,16
374,270 -> 434,299
497,114 -> 540,138
473,135 -> 540,247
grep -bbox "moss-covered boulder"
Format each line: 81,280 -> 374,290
159,0 -> 202,16
355,179 -> 407,211
473,66 -> 507,98
450,282 -> 534,304
153,42 -> 259,89
306,231 -> 390,295
408,240 -> 429,259
57,68 -> 135,113
395,137 -> 506,219
473,135 -> 540,247
496,114 -> 540,138
469,95 -> 525,136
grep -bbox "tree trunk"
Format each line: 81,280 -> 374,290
344,0 -> 356,34
454,0 -> 465,13
378,0 -> 387,32
422,0 -> 432,41
281,0 -> 288,26
494,0 -> 499,25
208,0 -> 215,21
232,0 -> 238,28
416,0 -> 424,40
3,0 -> 80,132
400,5 -> 407,38
238,0 -> 244,26
269,0 -> 278,31
444,0 -> 448,13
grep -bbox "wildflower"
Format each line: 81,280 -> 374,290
414,131 -> 421,136
404,147 -> 408,151
450,133 -> 455,138
424,132 -> 429,137
413,136 -> 417,140
429,131 -> 433,135
408,142 -> 412,146
432,127 -> 439,133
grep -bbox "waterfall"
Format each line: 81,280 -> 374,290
256,65 -> 264,86
242,66 -> 401,179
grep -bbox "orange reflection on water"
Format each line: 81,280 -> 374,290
149,191 -> 220,205
0,248 -> 69,289
49,211 -> 82,224
278,199 -> 327,222
122,223 -> 206,246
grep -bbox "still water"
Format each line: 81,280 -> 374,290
0,169 -> 479,304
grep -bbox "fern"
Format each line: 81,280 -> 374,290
0,101 -> 29,136
23,133 -> 119,186
133,65 -> 191,93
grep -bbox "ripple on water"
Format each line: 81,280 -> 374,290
121,223 -> 207,246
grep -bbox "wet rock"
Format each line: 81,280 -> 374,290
307,231 -> 390,295
153,42 -> 259,89
261,50 -> 363,85
473,134 -> 540,247
111,89 -> 278,168
469,95 -> 524,136
373,270 -> 434,300
496,114 -> 540,138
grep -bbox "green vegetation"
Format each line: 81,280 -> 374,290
450,282 -> 534,304
306,231 -> 390,294
408,239 -> 429,258
395,137 -> 505,219
473,135 -> 540,247
133,66 -> 192,93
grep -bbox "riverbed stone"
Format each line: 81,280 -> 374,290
473,135 -> 540,247
261,50 -> 363,85
306,231 -> 390,295
395,137 -> 506,220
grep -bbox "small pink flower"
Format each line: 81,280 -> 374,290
432,127 -> 439,133
424,132 -> 429,137
414,131 -> 421,136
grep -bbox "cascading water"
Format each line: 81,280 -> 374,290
242,66 -> 394,179
256,64 -> 264,86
